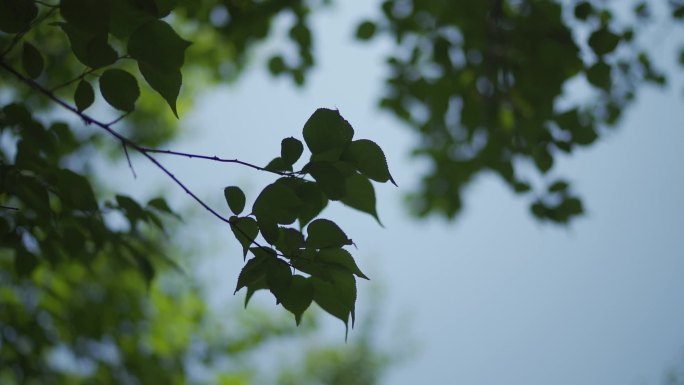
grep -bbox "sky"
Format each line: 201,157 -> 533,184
120,1 -> 684,384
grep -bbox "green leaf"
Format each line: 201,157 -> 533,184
355,20 -> 376,40
588,27 -> 621,57
138,62 -> 182,117
266,257 -> 292,303
317,248 -> 369,280
224,186 -> 246,215
312,269 -> 357,333
147,197 -> 180,219
253,180 -> 302,226
304,161 -> 347,201
281,137 -> 304,165
295,181 -> 328,227
128,20 -> 189,116
280,275 -> 314,325
128,20 -> 191,72
268,55 -> 286,75
548,180 -> 569,193
302,108 -> 354,154
58,23 -> 118,68
275,227 -> 305,256
586,61 -> 611,91
99,69 -> 139,112
0,0 -> 38,33
340,173 -> 382,225
60,0 -> 110,34
74,80 -> 95,112
56,169 -> 98,211
235,254 -> 269,294
264,157 -> 292,172
306,219 -> 352,249
342,139 -> 396,185
257,216 -> 280,245
21,42 -> 43,79
230,216 -> 259,258
573,1 -> 593,20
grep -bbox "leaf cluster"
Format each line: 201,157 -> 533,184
225,108 -> 394,331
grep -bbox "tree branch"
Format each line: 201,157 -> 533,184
0,59 -> 281,256
139,147 -> 300,177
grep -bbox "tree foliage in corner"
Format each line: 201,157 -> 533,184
0,0 -> 393,332
353,0 -> 679,224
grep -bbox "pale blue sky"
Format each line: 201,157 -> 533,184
120,1 -> 684,384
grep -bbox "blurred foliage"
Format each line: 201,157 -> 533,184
356,0 -> 679,223
1,0 -> 396,383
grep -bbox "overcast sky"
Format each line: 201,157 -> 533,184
122,1 -> 684,384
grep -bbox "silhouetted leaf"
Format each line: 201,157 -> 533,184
21,42 -> 43,79
549,180 -> 569,192
342,139 -> 396,185
268,55 -> 286,75
304,161 -> 346,200
306,219 -> 352,249
588,27 -> 621,57
586,61 -> 611,90
224,186 -> 246,215
253,180 -> 302,226
230,216 -> 258,258
317,248 -> 368,280
60,0 -> 110,33
99,69 -> 139,112
280,275 -> 314,325
266,257 -> 292,302
574,1 -> 593,20
312,268 -> 356,334
0,0 -> 37,33
275,227 -> 305,256
340,173 -> 381,225
128,20 -> 190,72
128,20 -> 189,116
303,108 -> 354,154
58,24 -> 118,68
235,253 -> 270,294
295,181 -> 328,227
265,157 -> 292,172
355,20 -> 376,40
74,80 -> 94,112
281,137 -> 304,165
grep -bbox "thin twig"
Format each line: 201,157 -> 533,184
139,147 -> 299,177
108,112 -> 129,126
0,205 -> 19,211
49,67 -> 98,92
122,142 -> 137,179
0,59 -> 282,257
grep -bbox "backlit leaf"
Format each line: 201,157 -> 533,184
295,181 -> 328,227
99,69 -> 139,112
60,0 -> 110,33
230,216 -> 258,258
0,0 -> 37,33
138,62 -> 182,117
306,219 -> 352,249
280,275 -> 314,325
304,161 -> 346,200
253,180 -> 302,226
21,42 -> 43,79
74,80 -> 94,112
281,137 -> 304,165
128,20 -> 191,72
266,257 -> 292,302
235,254 -> 269,294
302,108 -> 354,154
312,268 -> 357,334
342,139 -> 396,185
224,186 -> 246,215
317,248 -> 369,280
340,173 -> 381,225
